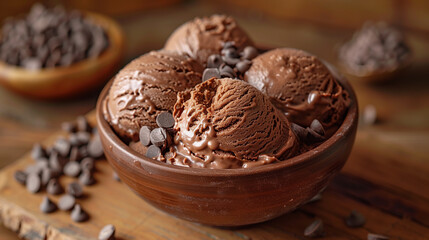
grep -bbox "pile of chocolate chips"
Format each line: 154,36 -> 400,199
0,4 -> 109,70
202,42 -> 258,81
14,116 -> 103,222
138,112 -> 175,159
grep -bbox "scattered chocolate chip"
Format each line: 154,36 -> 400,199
41,168 -> 56,186
98,224 -> 116,240
46,178 -> 64,195
112,172 -> 121,182
362,105 -> 377,125
63,161 -> 81,177
76,132 -> 91,145
88,136 -> 104,158
139,126 -> 152,146
77,116 -> 91,132
156,112 -> 175,129
150,128 -> 167,147
71,204 -> 89,222
306,127 -> 326,143
146,145 -> 161,159
242,46 -> 258,60
345,210 -> 366,228
79,169 -> 95,186
26,173 -> 41,193
49,151 -> 67,173
222,41 -> 236,49
221,47 -> 239,58
67,182 -> 83,198
69,146 -> 82,162
54,137 -> 71,157
310,119 -> 325,136
40,196 -> 57,213
219,64 -> 236,78
222,55 -> 240,66
236,60 -> 252,73
304,219 -> 325,238
69,134 -> 81,146
367,233 -> 389,240
14,170 -> 27,185
31,143 -> 47,160
58,194 -> 76,211
207,54 -> 223,68
81,157 -> 95,172
61,121 -> 76,133
202,68 -> 220,81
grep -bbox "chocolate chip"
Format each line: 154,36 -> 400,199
202,68 -> 220,82
362,105 -> 377,125
77,116 -> 91,132
367,233 -> 389,240
310,119 -> 325,136
98,224 -> 116,240
76,132 -> 91,145
113,172 -> 121,182
222,55 -> 240,66
64,161 -> 81,177
222,41 -> 236,49
41,168 -> 56,186
81,157 -> 95,172
207,54 -> 223,68
219,64 -> 236,78
61,121 -> 77,133
156,112 -> 175,129
22,58 -> 42,70
139,126 -> 152,146
58,194 -> 76,211
40,196 -> 57,213
150,128 -> 167,147
31,143 -> 47,160
46,178 -> 64,195
26,173 -> 41,193
304,219 -> 325,238
54,137 -> 71,157
79,169 -> 95,186
69,146 -> 82,162
221,47 -> 239,58
306,127 -> 325,143
242,46 -> 258,60
88,135 -> 104,158
14,170 -> 27,185
291,123 -> 307,140
79,145 -> 89,159
49,151 -> 67,173
345,210 -> 366,228
307,193 -> 323,204
71,204 -> 89,222
69,134 -> 81,146
146,145 -> 161,159
67,182 -> 83,198
236,59 -> 252,73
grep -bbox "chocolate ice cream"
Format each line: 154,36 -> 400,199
169,78 -> 299,169
245,48 -> 350,136
103,50 -> 203,141
164,15 -> 253,65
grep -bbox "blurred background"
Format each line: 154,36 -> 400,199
0,0 -> 428,238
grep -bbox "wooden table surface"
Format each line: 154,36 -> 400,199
0,1 -> 428,239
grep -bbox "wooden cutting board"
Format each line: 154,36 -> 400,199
0,112 -> 428,240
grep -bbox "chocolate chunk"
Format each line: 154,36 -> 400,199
98,224 -> 116,240
40,196 -> 57,213
367,233 -> 389,240
61,122 -> 77,133
242,46 -> 258,60
150,128 -> 167,147
26,173 -> 41,193
79,145 -> 89,159
77,116 -> 91,132
156,112 -> 175,129
31,143 -> 47,160
54,137 -> 71,157
79,169 -> 95,186
67,182 -> 83,198
310,119 -> 325,136
304,219 -> 325,238
146,145 -> 161,159
139,126 -> 152,146
58,194 -> 76,211
236,59 -> 252,73
88,136 -> 104,158
202,68 -> 220,82
14,170 -> 27,185
64,161 -> 81,177
46,178 -> 64,195
81,157 -> 95,172
207,54 -> 223,68
71,204 -> 89,222
345,210 -> 366,228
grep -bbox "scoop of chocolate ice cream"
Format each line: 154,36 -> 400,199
171,78 -> 298,169
104,50 -> 203,141
164,15 -> 254,65
244,48 -> 350,136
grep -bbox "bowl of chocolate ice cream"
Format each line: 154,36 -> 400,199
0,4 -> 124,99
96,15 -> 358,226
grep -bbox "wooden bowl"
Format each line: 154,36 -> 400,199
96,66 -> 358,227
0,12 -> 124,99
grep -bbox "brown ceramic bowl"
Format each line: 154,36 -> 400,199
96,66 -> 358,227
0,12 -> 124,99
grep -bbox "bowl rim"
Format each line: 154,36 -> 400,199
96,62 -> 358,177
